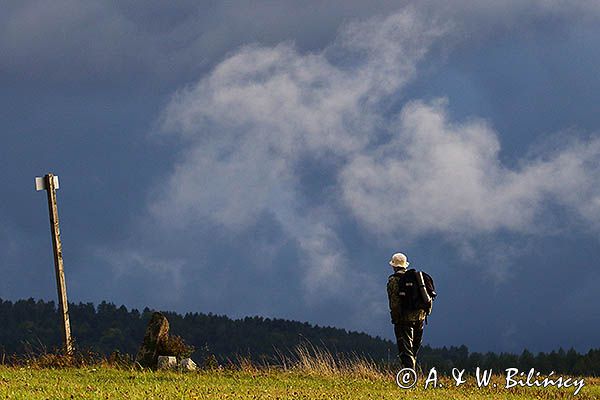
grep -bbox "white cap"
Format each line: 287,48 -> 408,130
389,252 -> 409,268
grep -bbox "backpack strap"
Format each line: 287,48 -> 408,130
416,271 -> 432,314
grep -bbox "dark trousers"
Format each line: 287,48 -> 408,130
394,320 -> 424,370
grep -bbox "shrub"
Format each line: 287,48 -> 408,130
157,335 -> 194,359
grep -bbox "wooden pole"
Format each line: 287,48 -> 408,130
42,173 -> 73,354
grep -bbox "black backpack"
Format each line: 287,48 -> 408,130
397,269 -> 437,313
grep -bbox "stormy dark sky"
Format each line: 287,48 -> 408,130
1,1 -> 599,353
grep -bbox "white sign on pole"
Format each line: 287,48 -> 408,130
35,175 -> 59,191
35,177 -> 45,191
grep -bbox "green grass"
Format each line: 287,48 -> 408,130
0,366 -> 598,399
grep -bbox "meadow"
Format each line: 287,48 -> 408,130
1,348 -> 598,400
2,366 -> 599,399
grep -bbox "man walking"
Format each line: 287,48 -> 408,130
387,252 -> 436,371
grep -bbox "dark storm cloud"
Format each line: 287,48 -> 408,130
0,0 -> 412,90
5,0 -> 595,88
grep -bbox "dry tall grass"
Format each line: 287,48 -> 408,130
289,342 -> 385,379
7,341 -> 388,380
5,345 -> 132,369
227,342 -> 388,380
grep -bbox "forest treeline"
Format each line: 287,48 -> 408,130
0,298 -> 598,375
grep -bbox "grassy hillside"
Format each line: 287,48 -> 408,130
1,345 -> 597,399
1,366 -> 598,399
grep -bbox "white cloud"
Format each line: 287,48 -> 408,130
340,99 -> 600,237
152,5 -> 600,302
153,8 -> 444,297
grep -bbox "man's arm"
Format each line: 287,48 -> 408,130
387,276 -> 401,323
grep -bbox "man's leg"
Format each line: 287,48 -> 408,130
412,320 -> 424,367
394,323 -> 416,370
